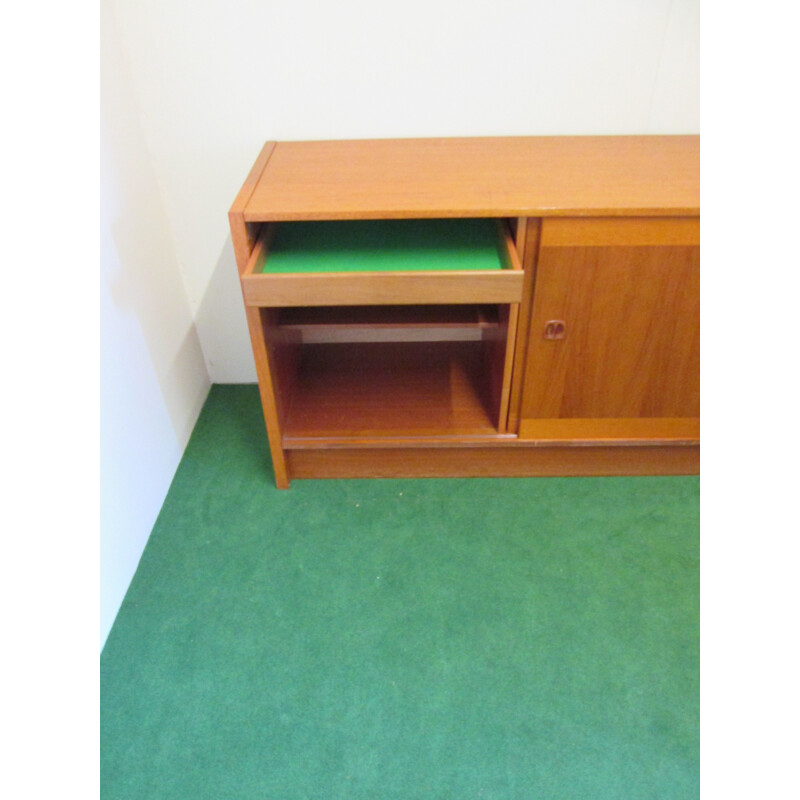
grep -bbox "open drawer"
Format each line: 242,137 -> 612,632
240,218 -> 524,307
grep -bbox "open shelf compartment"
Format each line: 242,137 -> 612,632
282,340 -> 498,442
262,301 -> 518,445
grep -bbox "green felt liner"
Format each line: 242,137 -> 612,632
263,218 -> 506,274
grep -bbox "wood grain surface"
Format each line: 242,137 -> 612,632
281,341 -> 499,440
244,136 -> 699,221
519,219 -> 700,424
286,443 -> 700,479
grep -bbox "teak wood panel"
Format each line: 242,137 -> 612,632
228,142 -> 289,487
244,270 -> 524,307
229,141 -> 275,275
286,443 -> 700,480
519,218 -> 699,435
494,303 -> 519,434
244,137 -> 699,221
269,305 -> 516,439
506,218 -> 542,434
517,417 -> 700,443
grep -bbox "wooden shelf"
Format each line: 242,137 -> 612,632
275,304 -> 501,343
282,341 -> 499,443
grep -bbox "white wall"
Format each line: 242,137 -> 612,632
101,2 -> 211,647
100,0 -> 698,646
107,0 -> 699,384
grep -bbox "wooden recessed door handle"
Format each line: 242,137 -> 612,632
543,320 -> 566,340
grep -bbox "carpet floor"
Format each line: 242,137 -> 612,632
101,384 -> 699,799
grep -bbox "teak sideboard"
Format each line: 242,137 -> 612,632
229,136 -> 699,489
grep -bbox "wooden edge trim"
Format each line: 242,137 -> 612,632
242,224 -> 276,277
281,432 -> 699,450
506,218 -> 542,433
497,303 -> 519,434
229,143 -> 277,274
241,270 -> 525,307
541,216 -> 700,247
518,417 -> 700,443
514,217 -> 528,259
286,443 -> 700,479
245,307 -> 290,488
229,141 -> 277,216
243,207 -> 701,222
497,220 -> 523,271
283,434 -> 518,450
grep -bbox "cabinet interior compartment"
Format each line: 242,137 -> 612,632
261,303 -> 515,443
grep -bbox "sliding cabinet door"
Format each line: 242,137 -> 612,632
518,217 -> 699,441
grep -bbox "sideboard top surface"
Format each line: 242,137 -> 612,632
242,135 -> 699,222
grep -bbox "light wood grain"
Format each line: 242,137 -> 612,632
282,434 -> 517,450
496,303 -> 519,433
506,218 -> 542,433
282,341 -> 498,440
286,443 -> 700,479
514,217 -> 528,257
243,269 -> 524,307
540,216 -> 700,247
275,304 -> 501,344
229,141 -> 277,217
519,220 -> 700,424
497,219 -> 523,272
244,306 -> 290,488
227,143 -> 289,487
229,141 -> 275,274
244,136 -> 699,221
518,417 -> 699,442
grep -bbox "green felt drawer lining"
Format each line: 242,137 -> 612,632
263,219 -> 506,274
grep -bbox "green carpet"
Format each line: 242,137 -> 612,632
101,385 -> 699,799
